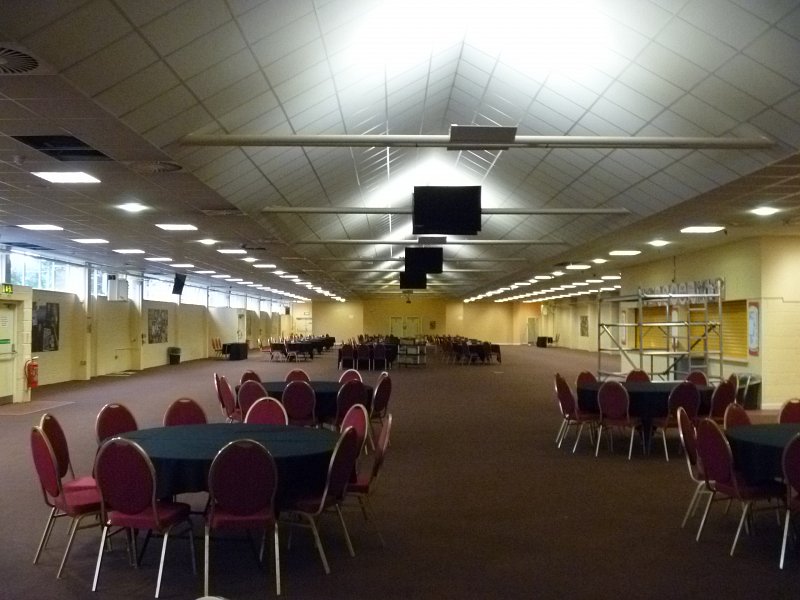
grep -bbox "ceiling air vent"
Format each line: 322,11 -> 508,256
201,209 -> 246,216
0,46 -> 39,74
127,160 -> 183,174
12,135 -> 111,161
7,241 -> 53,251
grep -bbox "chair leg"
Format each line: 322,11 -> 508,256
661,429 -> 669,462
594,425 -> 603,457
555,419 -> 567,446
56,513 -> 96,579
335,504 -> 355,558
204,526 -> 211,597
681,482 -> 706,528
33,507 -> 58,564
155,531 -> 171,599
572,423 -> 584,453
730,501 -> 752,556
627,427 -> 635,460
92,525 -> 110,592
273,523 -> 281,596
780,509 -> 792,569
696,491 -> 717,542
357,495 -> 386,547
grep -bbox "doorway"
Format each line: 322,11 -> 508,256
390,316 -> 420,338
0,303 -> 17,404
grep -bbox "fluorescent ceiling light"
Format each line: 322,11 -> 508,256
591,258 -> 607,264
72,238 -> 108,244
197,238 -> 218,245
601,275 -> 621,280
118,202 -> 148,213
680,225 -> 724,234
586,278 -> 603,283
193,270 -> 215,274
609,250 -> 641,256
552,270 -> 565,276
253,263 -> 277,269
226,278 -> 243,282
32,171 -> 100,183
534,275 -> 553,280
113,248 -> 145,254
648,240 -> 670,247
156,224 -> 197,231
170,263 -> 194,268
241,257 -> 258,263
217,248 -> 247,254
274,270 -> 286,276
145,257 -> 172,262
751,206 -> 779,216
566,263 -> 590,270
18,224 -> 63,231
237,281 -> 254,285
211,274 -> 231,278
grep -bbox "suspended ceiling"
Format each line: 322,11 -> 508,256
0,0 -> 799,302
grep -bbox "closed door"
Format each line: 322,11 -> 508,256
527,317 -> 538,344
390,317 -> 404,337
405,317 -> 420,337
0,304 -> 17,402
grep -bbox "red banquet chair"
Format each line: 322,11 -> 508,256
214,373 -> 242,423
245,397 -> 289,425
723,403 -> 751,430
554,372 -> 597,453
694,418 -> 783,556
285,368 -> 311,383
282,428 -> 361,574
39,412 -> 96,492
204,439 -> 281,596
651,381 -> 700,461
240,369 -> 262,385
31,426 -> 101,578
331,379 -> 367,430
340,404 -> 369,458
282,380 -> 317,427
595,380 -> 643,460
625,369 -> 650,383
338,369 -> 362,384
92,437 -> 196,598
780,433 -> 800,568
779,399 -> 800,424
347,413 -> 393,547
368,373 -> 392,448
163,397 -> 207,426
709,379 -> 737,425
576,370 -> 597,388
676,407 -> 711,529
686,370 -> 709,386
95,402 -> 138,443
237,379 -> 268,420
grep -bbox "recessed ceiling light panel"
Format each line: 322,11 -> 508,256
156,224 -> 197,231
680,225 -> 724,234
32,171 -> 100,183
609,250 -> 641,256
18,224 -> 63,231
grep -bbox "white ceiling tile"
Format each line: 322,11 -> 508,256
731,0 -> 798,23
657,17 -> 737,72
670,94 -> 738,135
680,0 -> 769,49
141,0 -> 232,56
600,0 -> 674,37
264,43 -> 329,92
143,104 -> 213,148
94,62 -> 180,117
589,98 -> 646,134
166,22 -> 247,80
123,85 -> 197,132
186,49 -> 260,100
715,54 -> 797,105
237,0 -> 314,43
635,42 -> 709,91
114,0 -> 186,27
744,28 -> 800,85
251,14 -> 321,71
750,109 -> 800,148
546,74 -> 599,110
63,33 -> 159,97
203,72 -> 271,119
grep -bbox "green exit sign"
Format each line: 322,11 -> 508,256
1,283 -> 12,294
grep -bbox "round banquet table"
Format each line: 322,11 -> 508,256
263,380 -> 373,422
120,423 -> 338,508
577,380 -> 714,448
726,423 -> 800,484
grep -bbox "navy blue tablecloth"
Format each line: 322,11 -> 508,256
120,423 -> 338,507
727,423 -> 800,484
263,380 -> 373,422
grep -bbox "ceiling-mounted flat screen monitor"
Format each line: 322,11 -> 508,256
399,270 -> 427,289
172,273 -> 186,295
412,185 -> 481,235
405,246 -> 443,274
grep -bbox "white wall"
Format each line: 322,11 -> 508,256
31,290 -> 84,385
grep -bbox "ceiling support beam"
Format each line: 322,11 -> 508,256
183,133 -> 773,150
292,239 -> 565,245
260,206 -> 631,215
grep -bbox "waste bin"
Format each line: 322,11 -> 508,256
167,347 -> 181,365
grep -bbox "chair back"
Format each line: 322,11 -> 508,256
371,374 -> 392,418
39,413 -> 74,480
710,380 -> 737,421
340,404 -> 369,454
237,380 -> 267,418
216,375 -> 240,421
207,439 -> 277,519
285,369 -> 310,383
686,370 -> 709,386
94,438 -> 156,520
335,379 -> 367,427
782,434 -> 800,502
779,399 -> 800,424
320,428 -> 360,506
282,380 -> 316,426
576,371 -> 597,387
95,403 -> 137,443
695,419 -> 734,487
372,344 -> 387,362
245,397 -> 289,425
598,381 -> 629,420
625,369 -> 650,382
676,407 -> 699,470
163,397 -> 207,426
667,381 -> 700,420
368,413 -> 393,485
31,426 -> 63,503
723,403 -> 751,429
240,370 -> 262,385
554,373 -> 576,418
338,369 -> 362,384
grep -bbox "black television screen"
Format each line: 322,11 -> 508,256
405,246 -> 443,274
412,185 -> 481,235
171,273 -> 186,295
399,270 -> 427,289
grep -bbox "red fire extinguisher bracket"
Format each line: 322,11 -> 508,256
25,357 -> 39,389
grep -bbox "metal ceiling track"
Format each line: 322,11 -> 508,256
182,133 -> 773,150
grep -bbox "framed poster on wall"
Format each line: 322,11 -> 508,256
747,301 -> 759,356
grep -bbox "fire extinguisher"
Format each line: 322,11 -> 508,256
25,357 -> 39,389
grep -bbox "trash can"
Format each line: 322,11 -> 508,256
167,347 -> 181,365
